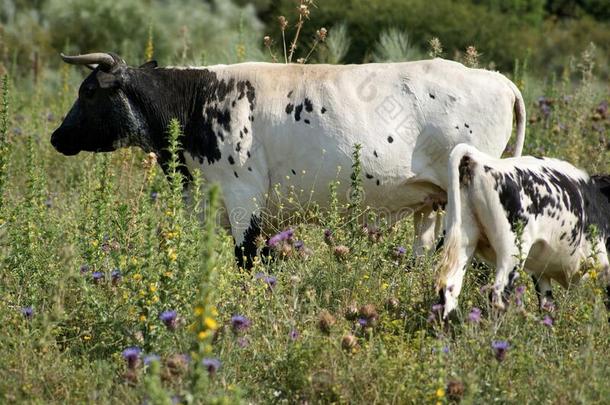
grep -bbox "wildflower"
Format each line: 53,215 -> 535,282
150,191 -> 158,201
111,269 -> 121,285
341,334 -> 358,352
294,240 -> 304,250
202,358 -> 221,375
264,275 -> 277,290
289,329 -> 299,341
436,387 -> 445,399
385,297 -> 400,312
278,16 -> 288,31
21,306 -> 34,319
230,315 -> 251,333
263,36 -> 272,47
204,317 -> 218,330
237,337 -> 249,348
446,380 -> 465,402
316,27 -> 328,42
359,304 -> 378,326
318,310 -> 336,334
122,347 -> 141,369
144,354 -> 160,366
166,354 -> 190,376
491,341 -> 510,362
468,307 -> 482,323
92,271 -> 104,283
333,245 -> 350,260
344,303 -> 359,321
160,310 -> 178,331
542,315 -> 554,328
267,228 -> 294,248
323,229 -> 334,246
357,318 -> 368,327
394,246 -> 407,258
80,264 -> 90,275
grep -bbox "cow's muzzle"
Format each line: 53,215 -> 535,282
50,129 -> 80,156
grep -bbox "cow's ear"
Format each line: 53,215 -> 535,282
96,70 -> 122,89
594,175 -> 610,202
139,60 -> 158,69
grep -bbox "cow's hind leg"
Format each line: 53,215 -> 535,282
413,207 -> 437,257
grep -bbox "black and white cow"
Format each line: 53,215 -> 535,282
436,143 -> 610,318
50,52 -> 526,268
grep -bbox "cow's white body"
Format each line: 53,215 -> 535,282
437,144 -> 610,318
179,59 -> 525,254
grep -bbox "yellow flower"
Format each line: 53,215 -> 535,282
211,307 -> 219,317
149,283 -> 158,293
204,317 -> 218,330
164,271 -> 173,278
194,306 -> 204,316
436,387 -> 445,398
91,240 -> 99,247
198,330 -> 211,341
589,269 -> 598,280
83,334 -> 91,341
139,290 -> 146,298
133,273 -> 142,281
152,296 -> 159,303
139,314 -> 147,322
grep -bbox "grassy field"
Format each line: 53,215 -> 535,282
0,28 -> 609,405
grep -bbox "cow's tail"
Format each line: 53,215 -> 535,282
436,143 -> 472,289
508,80 -> 526,157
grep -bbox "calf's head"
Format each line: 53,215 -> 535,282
51,52 -> 151,156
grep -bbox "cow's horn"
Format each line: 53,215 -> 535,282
60,53 -> 117,70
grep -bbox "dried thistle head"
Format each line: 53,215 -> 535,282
446,379 -> 465,402
359,304 -> 378,323
317,27 -> 328,42
278,16 -> 288,31
142,152 -> 157,170
333,245 -> 350,260
298,4 -> 310,18
318,310 -> 336,334
465,46 -> 480,68
296,58 -> 306,64
263,35 -> 272,48
428,37 -> 443,58
341,334 -> 358,352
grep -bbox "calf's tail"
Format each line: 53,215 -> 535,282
436,144 -> 472,289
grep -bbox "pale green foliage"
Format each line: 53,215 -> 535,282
372,28 -> 421,62
322,23 -> 351,64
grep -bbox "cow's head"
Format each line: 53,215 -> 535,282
51,52 -> 154,156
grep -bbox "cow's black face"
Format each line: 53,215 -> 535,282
51,66 -> 137,156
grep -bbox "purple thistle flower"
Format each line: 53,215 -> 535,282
111,269 -> 121,285
159,310 -> 178,331
542,315 -> 554,328
358,318 -> 368,327
294,240 -> 304,250
202,358 -> 221,375
122,347 -> 141,369
267,228 -> 294,248
92,271 -> 104,283
21,306 -> 34,319
151,191 -> 159,201
468,307 -> 482,323
515,285 -> 526,297
264,275 -> 277,289
395,246 -> 406,256
144,354 -> 160,366
491,341 -> 510,362
289,329 -> 299,341
230,315 -> 251,332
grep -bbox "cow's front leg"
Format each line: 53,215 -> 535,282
222,182 -> 268,270
531,274 -> 555,312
